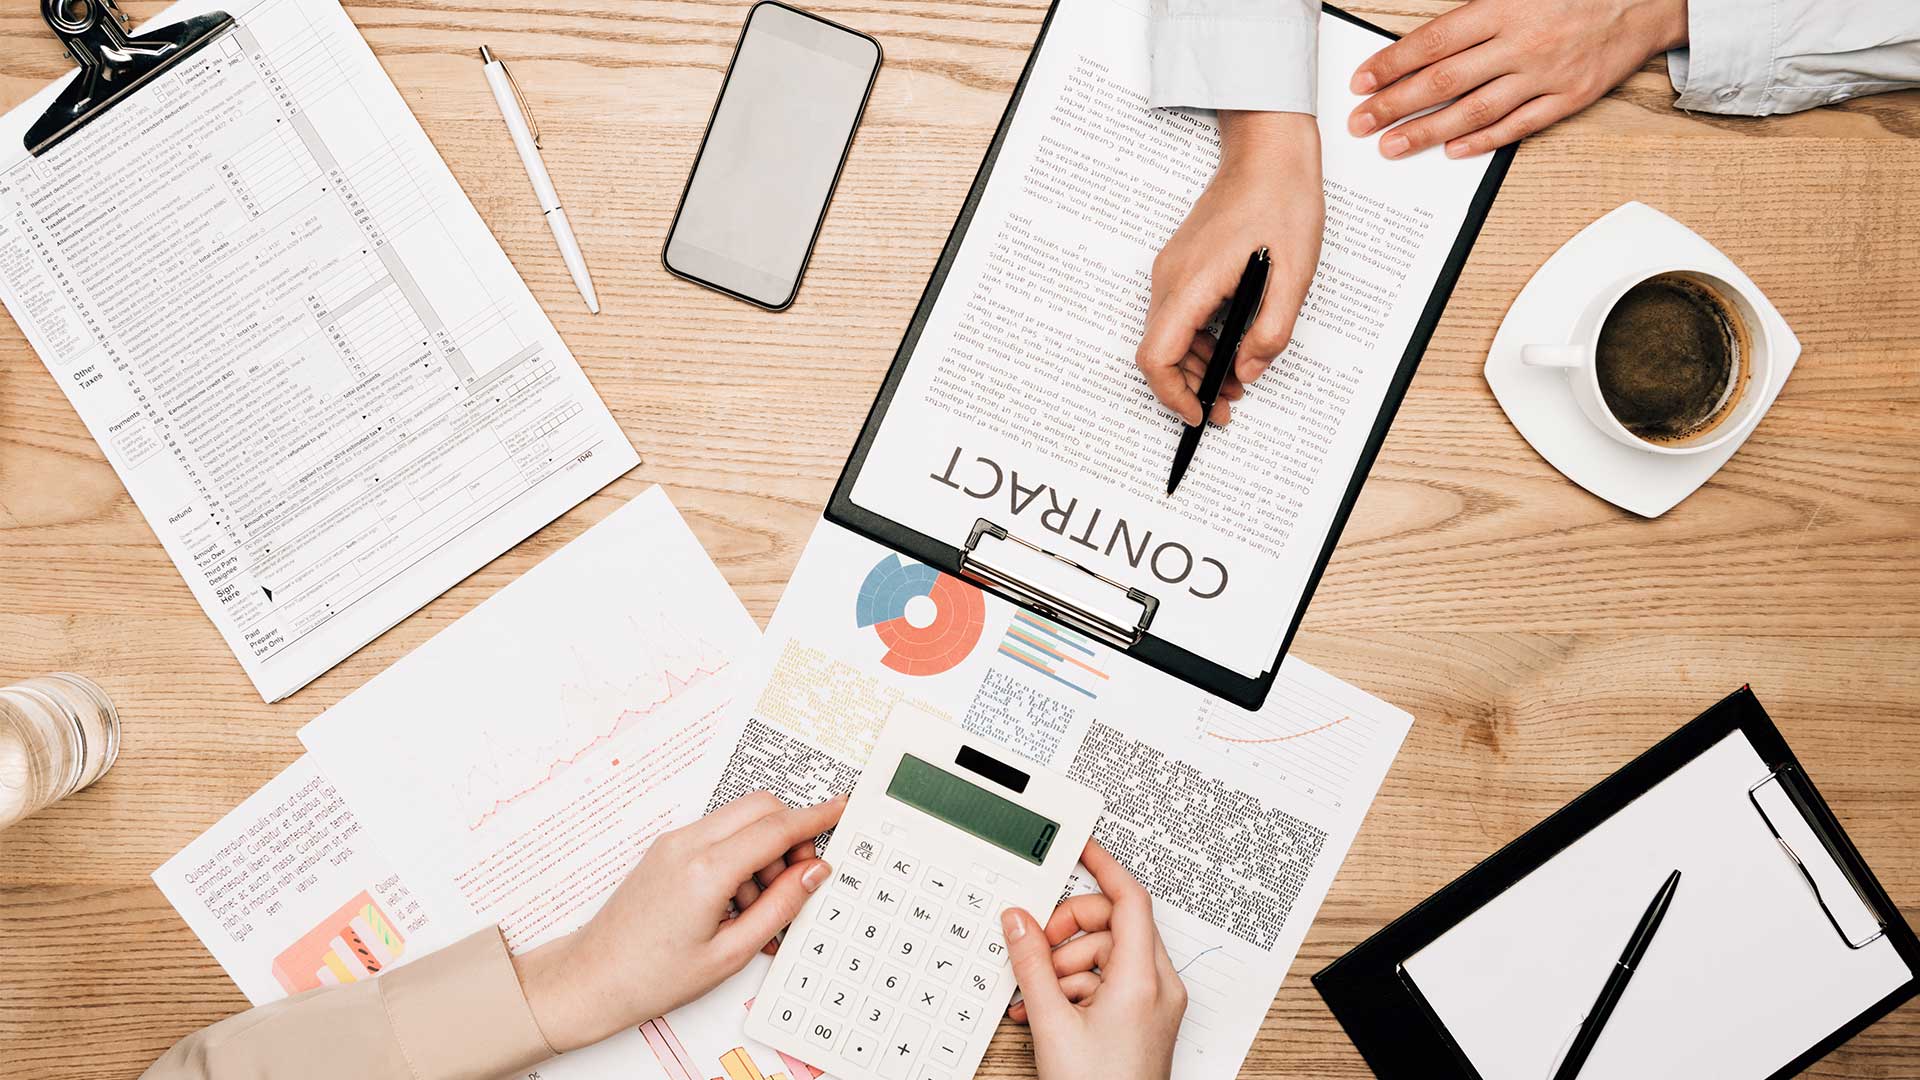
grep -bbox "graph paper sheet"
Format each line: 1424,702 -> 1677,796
0,0 -> 636,701
687,518 -> 1414,1080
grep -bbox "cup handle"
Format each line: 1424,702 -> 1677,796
1521,344 -> 1586,369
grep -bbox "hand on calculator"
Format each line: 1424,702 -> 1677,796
511,791 -> 848,1053
1002,841 -> 1188,1080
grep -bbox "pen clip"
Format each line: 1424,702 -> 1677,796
483,47 -> 542,149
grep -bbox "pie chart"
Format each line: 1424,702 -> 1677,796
855,555 -> 987,676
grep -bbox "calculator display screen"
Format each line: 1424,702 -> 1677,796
886,754 -> 1059,865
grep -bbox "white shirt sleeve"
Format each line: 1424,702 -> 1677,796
1148,0 -> 1322,114
1667,0 -> 1920,115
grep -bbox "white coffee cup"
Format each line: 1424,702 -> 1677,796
1522,266 -> 1773,456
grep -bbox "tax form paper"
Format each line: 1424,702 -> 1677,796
0,0 -> 637,700
847,0 -> 1502,680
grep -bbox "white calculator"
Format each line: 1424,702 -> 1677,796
744,705 -> 1102,1080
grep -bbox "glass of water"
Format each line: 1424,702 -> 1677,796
0,673 -> 120,832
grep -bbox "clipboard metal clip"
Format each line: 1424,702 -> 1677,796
27,0 -> 236,157
1748,765 -> 1891,950
958,518 -> 1158,650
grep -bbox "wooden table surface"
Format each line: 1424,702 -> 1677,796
2,0 -> 1917,1075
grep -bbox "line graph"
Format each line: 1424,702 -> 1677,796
1191,672 -> 1377,812
464,655 -> 729,830
1204,715 -> 1347,745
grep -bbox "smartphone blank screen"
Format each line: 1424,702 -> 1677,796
664,4 -> 879,309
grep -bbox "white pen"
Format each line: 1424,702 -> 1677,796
479,45 -> 599,314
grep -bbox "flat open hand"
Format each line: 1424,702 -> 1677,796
1347,0 -> 1689,160
511,791 -> 847,1053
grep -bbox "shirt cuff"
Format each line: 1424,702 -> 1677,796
1666,0 -> 1774,115
1149,13 -> 1318,114
381,927 -> 557,1080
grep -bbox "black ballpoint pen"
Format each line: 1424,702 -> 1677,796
1550,869 -> 1683,1080
1165,246 -> 1270,497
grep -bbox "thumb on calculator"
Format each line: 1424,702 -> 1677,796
999,840 -> 1189,1080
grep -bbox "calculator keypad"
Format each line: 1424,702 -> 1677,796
779,835 -> 1011,1078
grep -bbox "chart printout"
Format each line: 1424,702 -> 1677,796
0,0 -> 637,700
693,519 -> 1414,1080
152,755 -> 456,1006
850,0 -> 1496,675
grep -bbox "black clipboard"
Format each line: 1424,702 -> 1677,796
1312,686 -> 1920,1079
826,2 -> 1516,710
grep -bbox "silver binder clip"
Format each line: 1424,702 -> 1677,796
27,0 -> 236,156
958,518 -> 1158,650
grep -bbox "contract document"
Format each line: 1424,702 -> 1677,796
849,0 -> 1502,676
0,0 -> 638,700
693,519 -> 1414,1080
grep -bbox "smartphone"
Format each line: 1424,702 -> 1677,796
663,2 -> 881,310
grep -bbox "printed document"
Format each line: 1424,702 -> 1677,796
151,754 -> 452,1005
299,487 -> 760,1078
0,0 -> 638,701
696,519 -> 1413,1080
850,0 -> 1499,675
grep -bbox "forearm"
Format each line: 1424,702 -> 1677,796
142,928 -> 554,1080
1148,0 -> 1320,113
1669,0 -> 1920,115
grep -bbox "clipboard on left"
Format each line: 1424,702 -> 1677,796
24,0 -> 236,156
825,0 -> 1515,710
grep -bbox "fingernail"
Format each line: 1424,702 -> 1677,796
802,862 -> 830,892
1001,908 -> 1026,941
1382,133 -> 1410,158
1350,111 -> 1376,136
1353,70 -> 1377,94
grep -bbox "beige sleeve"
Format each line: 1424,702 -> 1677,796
142,928 -> 556,1080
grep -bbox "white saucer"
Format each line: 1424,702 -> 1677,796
1484,201 -> 1800,518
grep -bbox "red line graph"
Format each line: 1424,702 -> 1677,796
466,660 -> 729,830
1204,715 -> 1348,744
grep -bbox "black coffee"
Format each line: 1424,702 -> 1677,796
1595,273 -> 1744,443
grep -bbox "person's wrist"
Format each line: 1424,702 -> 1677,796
1217,111 -> 1320,178
512,933 -> 627,1054
1632,0 -> 1689,53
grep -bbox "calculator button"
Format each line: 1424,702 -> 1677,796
818,899 -> 851,932
956,885 -> 993,917
798,930 -> 834,964
858,994 -> 897,1032
885,1015 -> 932,1075
843,1030 -> 880,1068
929,1030 -> 966,1068
910,979 -> 947,1015
980,923 -> 1008,963
922,867 -> 956,897
838,944 -> 876,978
885,853 -> 919,881
822,981 -> 858,1017
940,918 -> 979,948
889,928 -> 931,964
947,1000 -> 980,1031
848,834 -> 882,865
786,965 -> 824,1000
768,998 -> 805,1034
926,947 -> 964,980
871,882 -> 905,914
832,867 -> 868,897
905,897 -> 941,930
876,963 -> 912,999
961,964 -> 996,998
854,915 -> 887,946
803,1015 -> 843,1052
914,1069 -> 951,1080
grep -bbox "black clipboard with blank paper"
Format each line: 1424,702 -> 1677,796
1313,687 -> 1920,1080
824,0 -> 1514,710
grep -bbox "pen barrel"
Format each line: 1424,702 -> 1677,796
483,63 -> 561,210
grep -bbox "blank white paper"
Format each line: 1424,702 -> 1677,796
1401,731 -> 1911,1080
